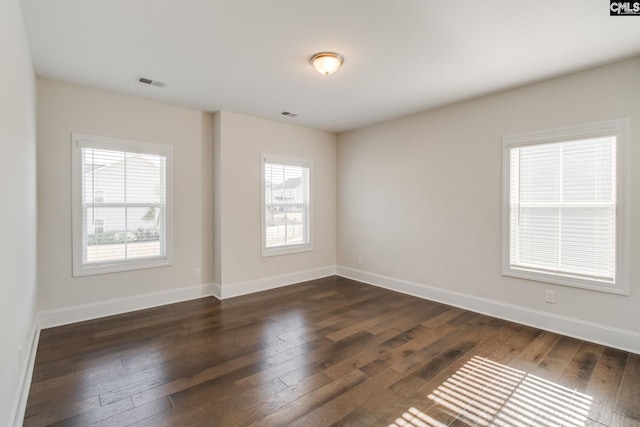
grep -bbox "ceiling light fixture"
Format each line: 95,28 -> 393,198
310,52 -> 344,76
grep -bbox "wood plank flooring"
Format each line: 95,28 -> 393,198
24,276 -> 640,426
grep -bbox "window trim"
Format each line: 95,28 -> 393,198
501,119 -> 630,295
71,133 -> 174,277
261,154 -> 313,257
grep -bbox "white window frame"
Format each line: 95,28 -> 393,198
261,154 -> 313,257
502,119 -> 630,295
72,133 -> 173,276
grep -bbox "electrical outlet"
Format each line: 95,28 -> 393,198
357,256 -> 363,265
544,290 -> 556,304
194,268 -> 201,279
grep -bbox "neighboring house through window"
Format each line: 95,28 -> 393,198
502,119 -> 629,294
261,155 -> 312,256
72,133 -> 173,276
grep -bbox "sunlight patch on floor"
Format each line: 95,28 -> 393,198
389,355 -> 592,427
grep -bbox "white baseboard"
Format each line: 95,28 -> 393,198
39,283 -> 216,329
212,282 -> 222,300
37,264 -> 340,327
219,265 -> 337,299
9,315 -> 40,427
337,266 -> 640,355
37,266 -> 339,328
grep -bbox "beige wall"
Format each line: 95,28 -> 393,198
215,111 -> 336,286
36,79 -> 214,310
337,57 -> 640,335
0,0 -> 38,424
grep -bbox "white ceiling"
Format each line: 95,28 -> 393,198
20,0 -> 640,133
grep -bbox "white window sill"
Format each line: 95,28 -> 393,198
262,244 -> 312,258
73,257 -> 172,277
503,266 -> 628,296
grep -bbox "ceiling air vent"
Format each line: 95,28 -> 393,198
137,76 -> 166,88
281,111 -> 298,118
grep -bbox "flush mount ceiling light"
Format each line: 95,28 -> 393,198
310,52 -> 344,76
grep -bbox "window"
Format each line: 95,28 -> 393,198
72,133 -> 173,276
261,155 -> 312,256
502,119 -> 629,294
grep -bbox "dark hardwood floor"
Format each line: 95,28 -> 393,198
24,276 -> 640,426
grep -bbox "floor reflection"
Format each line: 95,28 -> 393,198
259,309 -> 309,387
390,356 -> 592,427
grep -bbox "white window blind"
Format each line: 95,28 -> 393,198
509,138 -> 616,280
503,119 -> 629,294
72,134 -> 172,276
262,156 -> 311,256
